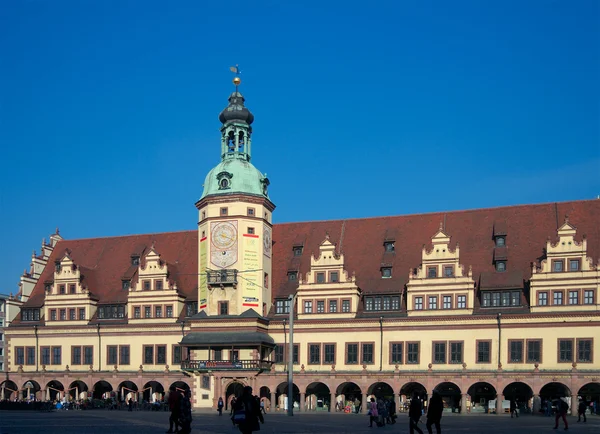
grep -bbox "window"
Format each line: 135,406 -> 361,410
584,290 -> 594,304
143,280 -> 151,291
477,341 -> 491,363
59,309 -> 66,320
457,295 -> 466,309
346,343 -> 358,364
247,227 -> 255,235
361,343 -> 374,364
84,346 -> 93,365
15,347 -> 24,365
383,296 -> 391,310
108,346 -> 118,365
213,349 -> 222,361
568,291 -> 579,305
72,346 -> 82,365
482,292 -> 491,307
166,305 -> 173,318
50,309 -> 57,321
502,292 -> 510,307
173,346 -> 182,364
553,292 -> 563,306
527,340 -> 541,363
156,345 -> 166,364
220,207 -> 228,216
309,344 -> 320,364
26,347 -> 35,365
144,346 -> 154,364
316,301 -> 325,313
330,271 -> 339,283
558,339 -> 573,362
414,297 -> 423,310
427,267 -> 437,278
444,266 -> 454,277
275,299 -> 290,314
186,301 -> 198,317
391,343 -> 403,364
59,284 -> 66,294
384,241 -> 395,252
553,260 -> 564,272
443,296 -> 452,309
155,306 -> 162,318
69,284 -> 76,294
52,346 -> 61,365
316,273 -> 325,283
22,309 -> 40,321
293,246 -> 303,256
119,346 -> 130,365
230,350 -> 239,361
304,301 -> 313,313
219,301 -> 229,315
496,261 -> 506,272
287,271 -> 297,281
450,342 -> 463,364
155,280 -> 163,291
365,297 -> 373,311
41,347 -> 50,366
509,340 -> 524,363
391,296 -> 400,310
342,299 -> 351,313
78,308 -> 86,320
428,296 -> 438,310
569,259 -> 580,271
329,300 -> 338,313
145,306 -> 151,318
381,267 -> 392,278
496,236 -> 505,247
247,207 -> 255,216
433,342 -> 446,364
274,346 -> 284,363
324,344 -> 335,364
134,307 -> 141,318
538,292 -> 548,306
407,342 -> 419,364
131,256 -> 140,266
69,309 -> 75,320
122,280 -> 130,290
492,292 -> 501,306
374,297 -> 382,310
577,339 -> 592,363
97,305 -> 126,319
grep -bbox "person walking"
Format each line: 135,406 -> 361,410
426,390 -> 443,434
232,386 -> 264,434
166,386 -> 181,434
368,397 -> 378,428
178,389 -> 192,434
510,399 -> 519,418
553,397 -> 568,430
409,392 -> 424,434
218,396 -> 224,416
577,398 -> 587,423
388,398 -> 397,424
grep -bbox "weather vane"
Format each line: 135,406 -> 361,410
229,64 -> 242,89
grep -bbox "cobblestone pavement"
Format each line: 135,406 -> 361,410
1,409 -> 599,434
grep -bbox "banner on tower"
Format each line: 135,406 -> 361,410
199,236 -> 208,310
242,233 -> 260,307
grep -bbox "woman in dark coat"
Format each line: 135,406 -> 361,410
409,392 -> 424,434
233,386 -> 264,434
426,391 -> 443,434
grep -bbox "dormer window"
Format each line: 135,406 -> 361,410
569,259 -> 580,272
330,271 -> 339,283
131,256 -> 140,266
553,260 -> 564,272
216,171 -> 233,190
287,271 -> 297,281
143,280 -> 151,291
293,246 -> 303,256
496,261 -> 506,272
381,267 -> 392,278
427,267 -> 437,278
55,261 -> 61,273
496,236 -> 505,247
384,241 -> 395,252
122,280 -> 130,290
443,266 -> 454,277
316,272 -> 325,283
44,283 -> 52,292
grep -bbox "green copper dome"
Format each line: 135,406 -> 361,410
201,158 -> 269,199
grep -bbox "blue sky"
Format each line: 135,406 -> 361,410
0,0 -> 598,294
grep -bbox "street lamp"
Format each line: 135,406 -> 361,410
379,316 -> 383,372
287,292 -> 298,416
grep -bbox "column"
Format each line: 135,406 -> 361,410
571,394 -> 578,416
461,394 -> 467,414
496,394 -> 504,415
532,394 -> 541,414
330,392 -> 336,412
270,391 -> 276,412
362,393 -> 368,414
299,392 -> 305,412
395,393 -> 401,413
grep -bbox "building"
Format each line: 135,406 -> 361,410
2,79 -> 599,415
0,294 -> 7,372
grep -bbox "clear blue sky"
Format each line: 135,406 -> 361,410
1,0 -> 599,294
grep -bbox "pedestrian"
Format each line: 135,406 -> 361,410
368,397 -> 378,428
388,398 -> 397,424
166,386 -> 181,434
553,397 -> 568,430
232,386 -> 264,434
409,392 -> 424,434
128,397 -> 133,412
577,398 -> 587,423
510,398 -> 519,418
377,398 -> 387,426
259,398 -> 266,414
179,389 -> 192,434
426,390 -> 443,434
218,396 -> 224,416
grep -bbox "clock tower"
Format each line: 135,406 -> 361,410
195,78 -> 275,317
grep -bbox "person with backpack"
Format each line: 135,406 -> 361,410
553,397 -> 568,430
232,386 -> 264,434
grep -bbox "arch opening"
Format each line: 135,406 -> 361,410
335,382 -> 362,413
92,380 -> 113,400
275,381 -> 300,412
306,382 -> 331,412
435,382 -> 462,413
400,382 -> 427,412
467,382 -> 496,413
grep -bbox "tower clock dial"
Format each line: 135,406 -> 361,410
263,225 -> 272,258
212,222 -> 238,249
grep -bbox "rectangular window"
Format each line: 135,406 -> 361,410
502,292 -> 510,306
509,340 -> 524,363
329,300 -> 338,313
293,246 -> 303,256
569,291 -> 579,305
50,309 -> 57,321
144,346 -> 154,364
407,342 -> 419,364
569,259 -> 580,271
342,299 -> 351,313
381,267 -> 392,278
276,300 -> 289,314
428,296 -> 438,310
304,301 -> 313,313
444,266 -> 454,277
287,271 -> 297,281
558,339 -> 573,362
316,301 -> 325,313
166,305 -> 173,318
41,347 -> 50,366
584,290 -> 594,304
330,271 -> 339,282
155,306 -> 162,318
427,266 -> 437,278
391,343 -> 403,364
69,308 -> 75,320
220,207 -> 228,216
443,296 -> 452,309
15,347 -> 24,365
365,297 -> 373,311
155,280 -> 163,291
346,343 -> 358,364
69,283 -> 76,294
384,241 -> 395,252
482,292 -> 491,307
134,307 -> 141,318
173,346 -> 182,364
492,292 -> 501,306
26,347 -> 35,365
414,297 -> 423,310
230,350 -> 239,361
156,345 -> 166,364
316,272 -> 325,283
374,297 -> 382,310
477,341 -> 491,363
247,227 -> 255,235
309,344 -> 320,364
213,349 -> 222,361
450,342 -> 463,364
527,340 -> 541,363
247,207 -> 255,216
293,344 -> 299,364
511,291 -> 520,305
120,346 -> 130,365
274,346 -> 284,364
59,309 -> 66,321
59,284 -> 66,294
457,295 -> 466,309
219,301 -> 229,315
433,342 -> 446,364
538,292 -> 548,306
553,260 -> 564,272
72,346 -> 82,365
84,346 -> 93,365
52,346 -> 61,365
553,291 -> 563,305
577,339 -> 592,363
186,301 -> 198,317
78,308 -> 85,320
144,306 -> 151,318
324,344 -> 335,364
361,343 -> 374,364
108,345 -> 118,365
143,280 -> 151,291
383,296 -> 391,310
391,296 -> 400,310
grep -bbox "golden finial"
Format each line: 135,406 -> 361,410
230,64 -> 241,87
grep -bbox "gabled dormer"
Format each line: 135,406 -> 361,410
406,223 -> 475,316
530,216 -> 598,313
296,235 -> 360,319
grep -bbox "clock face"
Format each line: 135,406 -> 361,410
263,225 -> 272,258
212,222 -> 237,250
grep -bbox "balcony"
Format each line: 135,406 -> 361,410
207,269 -> 238,287
181,359 -> 273,373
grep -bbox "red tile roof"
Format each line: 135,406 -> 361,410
22,200 -> 599,311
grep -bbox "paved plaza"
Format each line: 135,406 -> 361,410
0,410 -> 599,434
